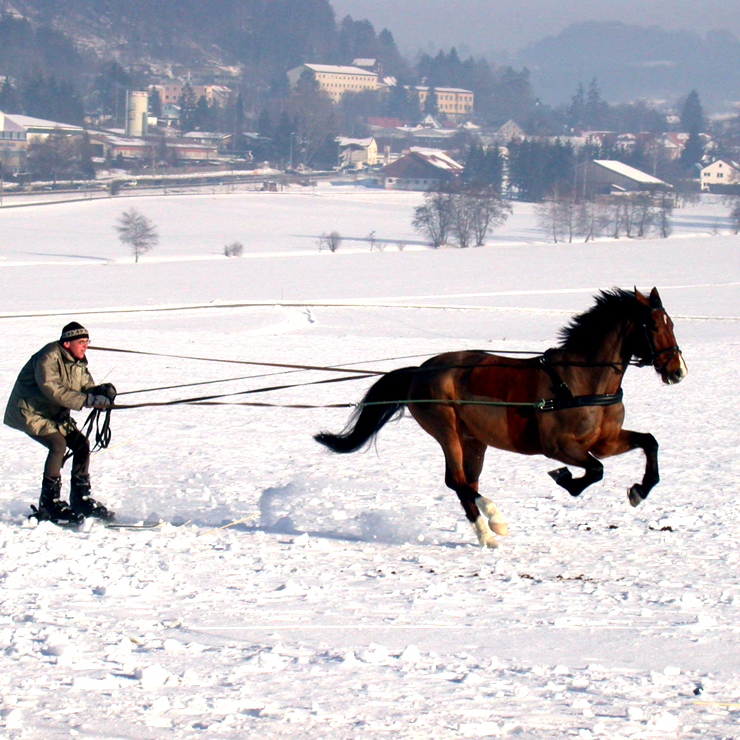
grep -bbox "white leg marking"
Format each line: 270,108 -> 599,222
472,515 -> 499,549
475,496 -> 509,536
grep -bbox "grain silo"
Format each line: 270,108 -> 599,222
126,91 -> 149,138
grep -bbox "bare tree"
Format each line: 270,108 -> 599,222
412,189 -> 455,247
656,193 -> 674,238
451,193 -> 477,248
730,200 -> 740,234
28,132 -> 81,183
115,208 -> 158,262
536,198 -> 577,243
467,188 -> 512,246
318,231 -> 342,252
576,201 -> 601,242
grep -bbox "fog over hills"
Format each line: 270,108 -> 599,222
1,0 -> 738,109
520,22 -> 740,108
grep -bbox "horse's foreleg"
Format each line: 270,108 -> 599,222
547,445 -> 604,497
591,430 -> 659,507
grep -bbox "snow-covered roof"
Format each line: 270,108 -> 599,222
337,137 -> 375,148
303,63 -> 377,77
409,147 -> 463,172
412,85 -> 473,94
593,160 -> 666,185
6,114 -> 83,132
352,58 -> 376,67
88,132 -> 151,147
182,131 -> 230,140
0,113 -> 25,133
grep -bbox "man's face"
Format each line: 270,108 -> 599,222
63,338 -> 89,360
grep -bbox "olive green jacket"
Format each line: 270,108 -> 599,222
3,341 -> 95,436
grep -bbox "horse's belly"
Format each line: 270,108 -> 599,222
460,406 -> 542,455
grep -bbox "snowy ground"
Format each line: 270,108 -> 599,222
0,184 -> 739,739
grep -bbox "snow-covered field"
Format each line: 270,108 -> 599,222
0,183 -> 739,739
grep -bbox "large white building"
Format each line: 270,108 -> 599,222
287,64 -> 382,103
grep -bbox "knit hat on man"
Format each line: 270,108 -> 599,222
60,321 -> 89,342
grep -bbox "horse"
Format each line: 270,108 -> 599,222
315,287 -> 687,548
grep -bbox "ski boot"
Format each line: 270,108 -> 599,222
70,474 -> 115,521
30,476 -> 83,524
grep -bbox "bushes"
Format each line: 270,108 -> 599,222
224,241 -> 244,257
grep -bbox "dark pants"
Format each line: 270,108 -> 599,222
29,429 -> 90,479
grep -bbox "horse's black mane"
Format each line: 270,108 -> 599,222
557,288 -> 650,356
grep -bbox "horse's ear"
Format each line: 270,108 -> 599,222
648,287 -> 663,308
634,287 -> 649,306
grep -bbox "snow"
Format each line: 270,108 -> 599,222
592,160 -> 667,185
0,183 -> 739,738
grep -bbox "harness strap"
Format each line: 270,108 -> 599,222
537,349 -> 623,413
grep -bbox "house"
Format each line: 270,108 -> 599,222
381,147 -> 463,190
3,114 -> 83,144
337,137 -> 378,169
182,131 -> 234,151
700,159 -> 740,192
578,160 -> 671,196
149,82 -> 231,107
287,63 -> 381,103
496,120 -> 525,140
88,132 -> 154,161
0,110 -> 28,171
410,86 -> 474,120
88,133 -> 217,163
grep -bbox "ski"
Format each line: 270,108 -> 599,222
105,520 -> 164,530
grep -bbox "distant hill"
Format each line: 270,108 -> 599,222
0,0 -> 339,75
520,21 -> 740,109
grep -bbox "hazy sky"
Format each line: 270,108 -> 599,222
330,0 -> 740,55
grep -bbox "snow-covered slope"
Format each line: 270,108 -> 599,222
0,185 -> 738,738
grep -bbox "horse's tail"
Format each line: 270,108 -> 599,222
314,366 -> 418,453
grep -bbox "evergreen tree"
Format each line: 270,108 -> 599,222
148,88 -> 162,118
178,83 -> 198,133
94,62 -> 131,127
0,78 -> 21,112
567,83 -> 586,129
680,89 -> 704,133
584,78 -> 607,129
193,95 -> 212,131
680,130 -> 704,170
423,87 -> 439,117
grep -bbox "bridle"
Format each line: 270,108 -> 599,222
635,310 -> 681,371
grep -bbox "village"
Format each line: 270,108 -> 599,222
1,57 -> 739,202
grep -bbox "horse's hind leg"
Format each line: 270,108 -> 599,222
435,431 -> 498,547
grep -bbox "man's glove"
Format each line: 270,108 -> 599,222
85,394 -> 112,409
89,383 -> 117,401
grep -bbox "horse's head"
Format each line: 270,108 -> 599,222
634,288 -> 688,385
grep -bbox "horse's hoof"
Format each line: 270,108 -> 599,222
628,484 -> 646,508
472,517 -> 499,548
548,467 -> 570,484
490,521 -> 509,536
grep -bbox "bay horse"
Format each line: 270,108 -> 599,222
315,288 -> 687,548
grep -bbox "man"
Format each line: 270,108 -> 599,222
4,322 -> 115,523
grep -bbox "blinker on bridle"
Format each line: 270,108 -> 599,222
636,309 -> 681,369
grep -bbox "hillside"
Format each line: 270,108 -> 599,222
521,21 -> 740,108
0,0 -> 339,74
